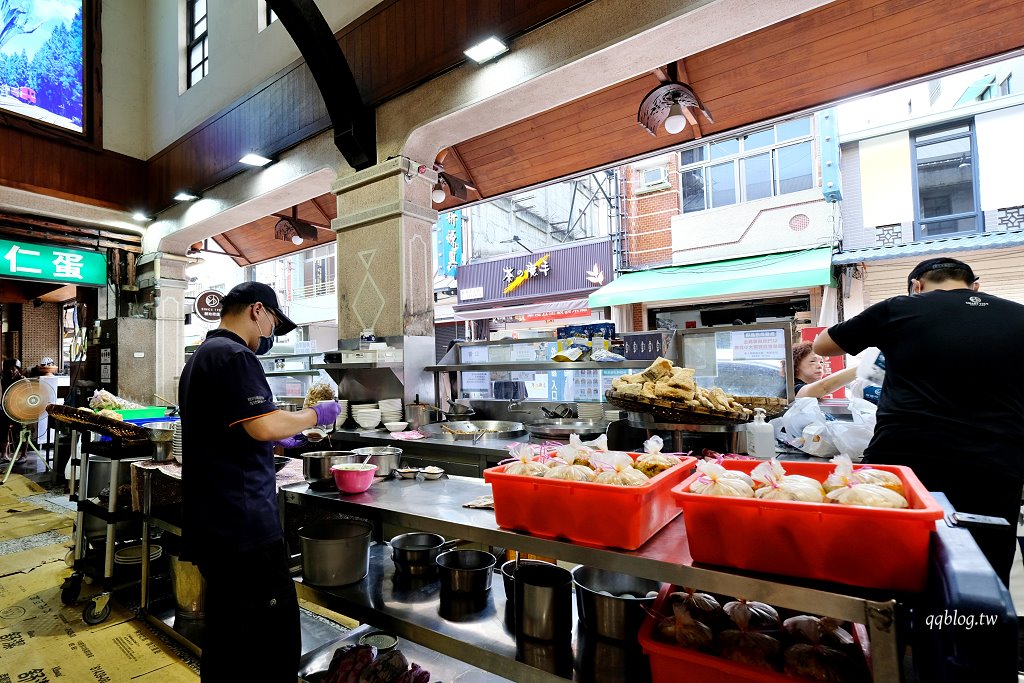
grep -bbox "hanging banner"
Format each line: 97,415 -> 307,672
436,210 -> 463,279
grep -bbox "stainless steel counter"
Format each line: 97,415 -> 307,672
327,429 -> 528,476
283,475 -> 902,680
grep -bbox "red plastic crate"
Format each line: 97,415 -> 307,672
639,584 -> 871,683
483,454 -> 696,550
671,459 -> 943,591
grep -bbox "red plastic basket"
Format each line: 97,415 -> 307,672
671,459 -> 943,591
483,454 -> 696,550
639,584 -> 871,683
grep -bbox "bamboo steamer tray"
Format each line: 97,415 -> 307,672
46,403 -> 150,445
604,390 -> 751,425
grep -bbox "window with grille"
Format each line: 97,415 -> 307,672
912,121 -> 981,239
187,0 -> 209,88
678,116 -> 815,213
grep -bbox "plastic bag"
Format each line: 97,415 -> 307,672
635,437 -> 682,477
718,600 -> 782,669
591,348 -> 626,362
668,588 -> 723,628
782,616 -> 857,683
659,602 -> 713,651
827,482 -> 908,508
543,456 -> 596,481
856,347 -> 886,386
591,451 -> 649,486
824,398 -> 877,462
750,459 -> 825,502
501,443 -> 547,477
688,461 -> 754,497
825,455 -> 904,496
773,398 -> 838,457
89,389 -> 144,411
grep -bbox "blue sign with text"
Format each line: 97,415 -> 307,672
436,210 -> 463,278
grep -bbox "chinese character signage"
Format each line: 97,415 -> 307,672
0,240 -> 106,286
732,329 -> 787,360
436,210 -> 463,278
503,254 -> 550,294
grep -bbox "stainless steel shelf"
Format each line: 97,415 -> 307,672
313,362 -> 403,371
425,361 -> 649,372
296,544 -> 644,682
265,370 -> 321,377
299,622 -> 515,682
283,475 -> 901,680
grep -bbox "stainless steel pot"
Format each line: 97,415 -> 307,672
436,549 -> 495,595
298,519 -> 374,587
142,422 -> 177,462
302,451 -> 360,489
390,533 -> 460,575
571,565 -> 661,640
349,447 -> 402,477
405,403 -> 439,430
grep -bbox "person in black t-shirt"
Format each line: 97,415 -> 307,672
814,257 -> 1024,585
179,282 -> 341,681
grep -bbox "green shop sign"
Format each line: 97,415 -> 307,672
0,240 -> 106,287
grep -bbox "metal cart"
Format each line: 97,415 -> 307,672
46,405 -> 156,624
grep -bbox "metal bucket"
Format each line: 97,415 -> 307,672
169,554 -> 205,619
298,519 -> 374,587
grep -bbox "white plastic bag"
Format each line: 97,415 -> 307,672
823,398 -> 877,462
856,347 -> 886,385
772,398 -> 838,457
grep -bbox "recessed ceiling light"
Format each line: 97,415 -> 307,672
174,191 -> 200,202
132,212 -> 150,222
464,37 -> 508,64
239,153 -> 273,167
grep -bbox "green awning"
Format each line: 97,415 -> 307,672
589,248 -> 834,308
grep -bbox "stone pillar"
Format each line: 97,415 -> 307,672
333,157 -> 438,404
137,253 -> 189,405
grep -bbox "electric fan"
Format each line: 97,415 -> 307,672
1,378 -> 57,485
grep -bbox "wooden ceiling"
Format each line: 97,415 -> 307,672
210,193 -> 337,265
434,0 -> 1024,210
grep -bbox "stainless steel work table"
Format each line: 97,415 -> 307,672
283,475 -> 903,681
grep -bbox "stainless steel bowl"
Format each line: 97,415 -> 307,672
349,446 -> 403,476
302,451 -> 360,489
571,565 -> 661,640
436,549 -> 495,595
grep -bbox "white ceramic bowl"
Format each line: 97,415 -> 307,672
395,467 -> 420,479
384,421 -> 408,432
355,418 -> 381,430
421,466 -> 444,480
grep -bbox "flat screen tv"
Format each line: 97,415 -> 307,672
0,0 -> 85,134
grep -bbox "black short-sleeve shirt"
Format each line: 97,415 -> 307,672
825,289 -> 1024,475
179,329 -> 280,562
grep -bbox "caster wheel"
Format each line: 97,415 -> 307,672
60,575 -> 82,605
64,549 -> 75,568
82,600 -> 110,625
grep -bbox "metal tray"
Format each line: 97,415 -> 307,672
419,420 -> 526,441
525,418 -> 608,440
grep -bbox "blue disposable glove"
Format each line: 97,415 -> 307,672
312,400 -> 341,427
274,435 -> 306,449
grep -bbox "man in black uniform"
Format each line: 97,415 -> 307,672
814,258 -> 1024,585
179,282 -> 341,681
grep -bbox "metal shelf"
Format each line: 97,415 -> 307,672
425,361 -> 649,372
264,370 -> 321,377
283,476 -> 902,680
313,362 -> 403,371
295,545 -> 642,682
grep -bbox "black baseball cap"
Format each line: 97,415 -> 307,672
907,257 -> 977,292
221,282 -> 296,336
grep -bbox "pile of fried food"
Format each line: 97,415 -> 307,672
688,455 -> 909,509
501,434 -> 683,486
655,588 -> 869,682
611,357 -> 752,416
304,382 -> 337,408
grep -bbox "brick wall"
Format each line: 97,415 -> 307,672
631,303 -> 644,331
622,156 -> 679,268
20,302 -> 61,369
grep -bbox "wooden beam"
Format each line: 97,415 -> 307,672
0,225 -> 142,254
676,58 -> 703,139
310,196 -> 334,223
446,145 -> 480,193
0,212 -> 142,246
216,232 -> 252,265
650,67 -> 668,83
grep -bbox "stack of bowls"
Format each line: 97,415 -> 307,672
336,399 -> 349,428
604,409 -> 623,422
172,423 -> 183,463
352,404 -> 382,430
577,403 -> 605,421
379,398 -> 403,424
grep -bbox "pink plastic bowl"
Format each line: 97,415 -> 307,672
331,463 -> 378,494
